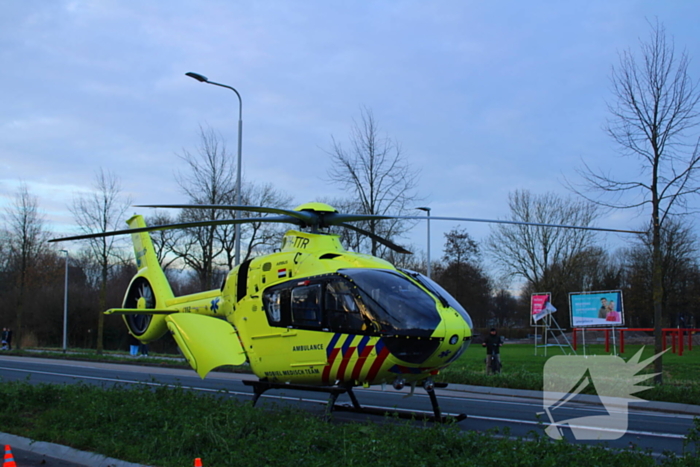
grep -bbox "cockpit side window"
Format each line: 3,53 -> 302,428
324,280 -> 369,333
291,284 -> 322,327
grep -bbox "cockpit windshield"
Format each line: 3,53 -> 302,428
399,268 -> 474,330
338,268 -> 441,337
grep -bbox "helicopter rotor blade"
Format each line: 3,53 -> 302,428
135,204 -> 318,226
339,222 -> 412,254
134,204 -> 407,232
49,215 -> 298,243
328,214 -> 644,235
136,204 -> 643,234
52,201 -> 643,244
406,215 -> 644,235
322,213 -> 396,226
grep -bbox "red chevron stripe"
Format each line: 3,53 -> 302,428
351,344 -> 375,381
366,345 -> 391,382
335,346 -> 356,382
322,348 -> 340,384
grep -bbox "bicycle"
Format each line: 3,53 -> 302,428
486,350 -> 501,374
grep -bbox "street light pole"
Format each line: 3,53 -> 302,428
416,207 -> 431,278
60,249 -> 69,352
186,72 -> 243,266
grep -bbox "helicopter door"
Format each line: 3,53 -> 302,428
257,281 -> 327,381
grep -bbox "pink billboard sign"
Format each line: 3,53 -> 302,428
531,293 -> 556,323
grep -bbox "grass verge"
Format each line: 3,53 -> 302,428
0,381 -> 698,467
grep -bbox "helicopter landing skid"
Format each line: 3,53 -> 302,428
243,380 -> 466,423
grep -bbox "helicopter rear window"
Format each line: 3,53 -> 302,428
263,288 -> 289,325
267,290 -> 283,322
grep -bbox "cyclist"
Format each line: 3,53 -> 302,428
482,328 -> 502,374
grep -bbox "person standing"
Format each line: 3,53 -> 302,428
3,328 -> 12,351
129,333 -> 140,357
482,328 -> 502,374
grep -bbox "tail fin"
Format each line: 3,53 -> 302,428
121,215 -> 174,341
128,215 -> 164,273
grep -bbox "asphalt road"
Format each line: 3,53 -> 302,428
0,354 -> 697,465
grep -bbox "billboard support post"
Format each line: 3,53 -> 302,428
531,293 -> 576,356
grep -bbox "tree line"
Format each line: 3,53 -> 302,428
2,178 -> 697,353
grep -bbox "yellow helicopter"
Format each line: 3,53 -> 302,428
50,201 -> 640,422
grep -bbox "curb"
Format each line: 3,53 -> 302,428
0,433 -> 150,467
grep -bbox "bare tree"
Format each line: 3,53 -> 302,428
320,197 -> 366,252
172,126 -> 294,286
576,21 -> 700,382
4,183 -> 51,349
210,181 -> 293,268
620,219 -> 699,328
70,169 -> 131,354
173,125 -> 236,289
443,227 -> 479,266
234,183 -> 293,264
486,190 -> 600,322
326,107 -> 419,257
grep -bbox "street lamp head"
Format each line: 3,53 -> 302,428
416,206 -> 431,213
186,72 -> 209,83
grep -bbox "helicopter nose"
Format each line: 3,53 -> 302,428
435,311 -> 471,363
382,311 -> 470,367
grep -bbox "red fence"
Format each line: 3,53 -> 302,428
571,328 -> 699,355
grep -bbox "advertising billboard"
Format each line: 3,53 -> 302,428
569,290 -> 624,327
531,293 -> 556,324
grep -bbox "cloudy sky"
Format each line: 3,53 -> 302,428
1,1 -> 698,270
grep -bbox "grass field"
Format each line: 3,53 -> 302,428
435,342 -> 700,405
